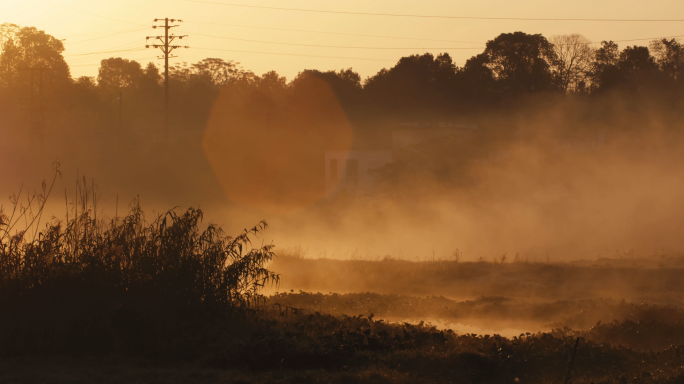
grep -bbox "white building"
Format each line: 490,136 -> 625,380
325,150 -> 393,194
325,122 -> 479,195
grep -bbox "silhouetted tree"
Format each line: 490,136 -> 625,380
589,41 -> 621,92
649,38 -> 683,82
460,53 -> 496,104
364,53 -> 461,116
257,70 -> 287,98
551,34 -> 594,92
292,68 -> 363,115
138,62 -> 162,93
0,23 -> 19,47
473,32 -> 559,95
0,26 -> 69,91
97,57 -> 145,93
617,45 -> 660,90
191,58 -> 245,88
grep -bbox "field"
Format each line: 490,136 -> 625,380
3,194 -> 684,383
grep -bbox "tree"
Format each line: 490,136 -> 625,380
139,62 -> 162,90
364,53 -> 460,114
257,70 -> 287,96
191,58 -> 245,88
0,26 -> 70,90
551,34 -> 594,92
292,68 -> 363,114
589,41 -> 620,91
70,76 -> 99,108
97,57 -> 144,92
460,53 -> 496,102
617,45 -> 659,87
650,38 -> 683,82
477,32 -> 559,95
590,42 -> 660,92
0,23 -> 19,48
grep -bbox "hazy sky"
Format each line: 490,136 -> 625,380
2,0 -> 684,80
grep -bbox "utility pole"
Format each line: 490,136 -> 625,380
146,18 -> 188,140
118,91 -> 122,145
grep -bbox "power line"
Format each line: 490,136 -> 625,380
184,30 -> 684,50
64,48 -> 146,58
65,39 -> 145,55
69,56 -> 159,67
184,1 -> 684,22
193,47 -> 395,61
56,27 -> 148,38
601,34 -> 684,45
65,27 -> 149,44
184,20 -> 483,44
37,0 -> 147,26
187,31 -> 483,50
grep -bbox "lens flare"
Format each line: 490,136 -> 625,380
202,76 -> 354,214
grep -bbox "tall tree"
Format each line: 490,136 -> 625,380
478,32 -> 559,95
257,70 -> 287,96
460,53 -> 496,102
650,38 -> 683,82
0,23 -> 20,48
97,57 -> 144,92
364,53 -> 460,114
617,45 -> 659,88
292,68 -> 363,114
191,58 -> 247,88
551,34 -> 594,92
589,41 -> 621,91
0,26 -> 69,90
138,62 -> 162,95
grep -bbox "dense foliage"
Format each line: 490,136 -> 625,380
0,175 -> 278,354
2,23 -> 684,132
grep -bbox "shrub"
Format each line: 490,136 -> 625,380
0,171 -> 278,354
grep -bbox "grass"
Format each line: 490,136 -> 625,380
4,173 -> 684,382
3,310 -> 684,383
0,170 -> 278,355
269,253 -> 684,304
267,291 -> 684,351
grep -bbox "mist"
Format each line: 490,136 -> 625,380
2,27 -> 682,265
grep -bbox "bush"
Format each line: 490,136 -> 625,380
0,172 -> 278,354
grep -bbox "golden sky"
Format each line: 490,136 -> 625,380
2,0 -> 683,80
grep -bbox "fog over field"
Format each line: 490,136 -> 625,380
4,94 -> 683,262
4,19 -> 684,382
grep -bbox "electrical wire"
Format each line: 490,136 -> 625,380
56,26 -> 151,38
36,0 -> 147,26
183,20 -> 483,44
184,0 -> 684,22
597,34 -> 684,45
192,46 -> 395,61
65,48 -> 147,58
186,31 -> 483,49
183,20 -> 684,47
53,27 -> 146,38
65,27 -> 149,44
64,39 -> 144,56
69,56 -> 159,67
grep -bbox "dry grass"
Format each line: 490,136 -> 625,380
269,254 -> 684,304
0,170 -> 278,355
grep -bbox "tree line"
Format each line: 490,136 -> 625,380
1,23 -> 683,135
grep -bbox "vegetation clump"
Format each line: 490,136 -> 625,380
0,175 -> 278,355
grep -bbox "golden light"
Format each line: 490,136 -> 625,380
202,77 -> 354,214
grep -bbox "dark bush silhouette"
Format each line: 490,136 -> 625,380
0,174 -> 278,354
